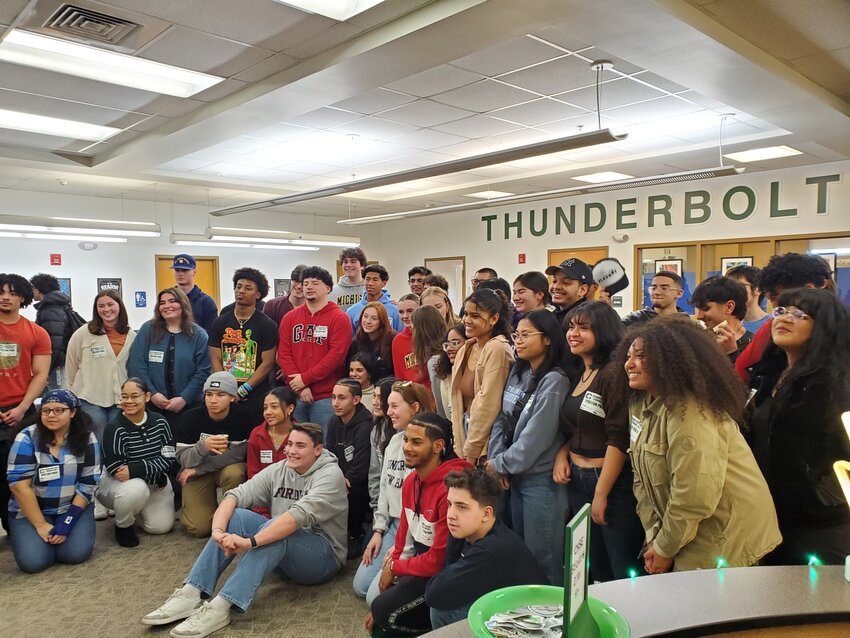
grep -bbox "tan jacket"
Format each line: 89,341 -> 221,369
629,394 -> 781,572
450,335 -> 514,461
65,326 -> 136,408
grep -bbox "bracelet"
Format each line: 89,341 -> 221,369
249,535 -> 258,548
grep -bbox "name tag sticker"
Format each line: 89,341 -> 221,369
161,445 -> 176,458
314,325 -> 329,339
630,415 -> 643,445
260,450 -> 273,464
0,343 -> 18,357
90,345 -> 107,359
38,465 -> 61,482
344,445 -> 355,463
580,391 -> 606,418
148,350 -> 165,363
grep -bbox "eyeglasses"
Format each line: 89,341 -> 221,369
511,331 -> 544,343
772,306 -> 811,322
120,394 -> 145,401
648,285 -> 680,292
408,277 -> 425,284
442,339 -> 463,351
41,407 -> 69,416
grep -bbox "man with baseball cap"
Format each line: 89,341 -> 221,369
545,258 -> 595,325
172,254 -> 218,334
176,372 -> 255,537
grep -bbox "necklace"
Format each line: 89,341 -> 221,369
234,309 -> 254,329
580,368 -> 597,384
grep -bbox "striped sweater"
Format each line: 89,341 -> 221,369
102,410 -> 175,486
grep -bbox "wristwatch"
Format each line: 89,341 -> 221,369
249,535 -> 258,548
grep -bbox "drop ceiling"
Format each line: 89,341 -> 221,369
0,0 -> 847,218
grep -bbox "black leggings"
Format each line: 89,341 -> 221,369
371,575 -> 431,635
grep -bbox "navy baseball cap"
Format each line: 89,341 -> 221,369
545,258 -> 594,283
171,254 -> 196,270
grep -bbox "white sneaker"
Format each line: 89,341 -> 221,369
94,500 -> 108,521
141,588 -> 202,626
169,602 -> 231,638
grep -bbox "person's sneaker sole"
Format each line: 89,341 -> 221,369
141,604 -> 201,626
168,615 -> 230,637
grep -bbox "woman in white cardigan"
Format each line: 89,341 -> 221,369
65,290 -> 136,441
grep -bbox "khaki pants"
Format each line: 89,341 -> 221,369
179,463 -> 247,537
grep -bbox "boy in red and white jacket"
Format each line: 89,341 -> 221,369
367,413 -> 470,635
277,266 -> 352,431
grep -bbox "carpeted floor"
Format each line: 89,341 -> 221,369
0,519 -> 370,638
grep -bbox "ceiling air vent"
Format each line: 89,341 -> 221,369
44,4 -> 139,45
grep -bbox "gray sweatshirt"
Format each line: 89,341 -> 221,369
176,440 -> 248,477
330,276 -> 365,313
224,449 -> 349,567
372,430 -> 410,532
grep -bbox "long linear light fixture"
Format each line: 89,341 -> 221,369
0,30 -> 223,97
0,214 -> 160,237
171,234 -> 321,252
0,231 -> 126,243
210,129 -> 626,216
208,226 -> 360,247
337,166 -> 743,225
0,108 -> 120,141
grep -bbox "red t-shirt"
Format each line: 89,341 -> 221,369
247,422 -> 289,518
0,316 -> 51,407
391,327 -> 431,390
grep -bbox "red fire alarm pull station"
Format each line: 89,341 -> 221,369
518,253 -> 526,264
50,254 -> 62,266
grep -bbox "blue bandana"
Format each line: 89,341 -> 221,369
42,389 -> 80,410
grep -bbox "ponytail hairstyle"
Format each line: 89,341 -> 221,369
463,288 -> 513,344
374,376 -> 397,454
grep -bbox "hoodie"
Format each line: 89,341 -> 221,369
346,289 -> 404,334
330,276 -> 365,313
325,402 -> 373,485
391,327 -> 431,389
391,457 -> 471,578
277,301 -> 353,401
373,430 -> 410,532
34,290 -> 73,369
225,448 -> 349,567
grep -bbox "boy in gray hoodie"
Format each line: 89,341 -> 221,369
330,247 -> 367,313
143,422 -> 348,638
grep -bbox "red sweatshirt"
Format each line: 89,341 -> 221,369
392,457 -> 471,578
735,318 -> 772,383
247,422 -> 289,518
278,301 -> 352,401
391,327 -> 431,390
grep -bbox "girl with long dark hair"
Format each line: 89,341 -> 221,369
428,323 -> 464,420
412,304 -> 447,396
747,288 -> 850,565
349,351 -> 379,414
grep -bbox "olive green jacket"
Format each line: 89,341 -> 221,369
629,395 -> 781,571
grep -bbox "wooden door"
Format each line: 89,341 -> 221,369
155,254 -> 221,307
547,247 -> 609,299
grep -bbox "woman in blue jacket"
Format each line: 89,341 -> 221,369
128,287 -> 210,427
487,310 -> 570,586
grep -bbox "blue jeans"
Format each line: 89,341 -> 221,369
79,400 -> 121,442
430,606 -> 470,629
568,462 -> 644,582
9,505 -> 96,573
510,471 -> 569,586
352,518 -> 399,603
185,509 -> 339,612
292,398 -> 334,434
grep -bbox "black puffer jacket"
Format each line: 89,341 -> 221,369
34,290 -> 72,370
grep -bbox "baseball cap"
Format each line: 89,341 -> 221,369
203,371 -> 238,396
545,258 -> 594,283
171,254 -> 196,270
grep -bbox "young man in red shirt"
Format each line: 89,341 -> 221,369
0,273 -> 51,532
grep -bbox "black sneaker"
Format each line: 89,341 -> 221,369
347,535 -> 364,561
115,524 -> 139,548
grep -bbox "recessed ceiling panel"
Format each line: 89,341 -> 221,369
490,97 -> 586,126
430,79 -> 539,112
556,78 -> 667,111
452,35 -> 565,77
499,55 -> 617,95
331,88 -> 417,115
384,64 -> 485,97
379,100 -> 475,127
433,114 -> 521,138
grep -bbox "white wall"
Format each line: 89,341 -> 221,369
372,160 -> 850,310
0,189 -> 347,326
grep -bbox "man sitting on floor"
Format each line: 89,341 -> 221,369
143,422 -> 348,638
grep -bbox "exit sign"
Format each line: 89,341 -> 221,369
518,253 -> 526,264
50,254 -> 61,266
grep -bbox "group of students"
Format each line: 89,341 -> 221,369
1,246 -> 849,638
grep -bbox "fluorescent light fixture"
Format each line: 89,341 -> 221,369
573,171 -> 634,184
0,108 -> 120,141
337,166 -> 743,225
173,240 -> 319,252
810,248 -> 850,256
210,129 -> 627,216
0,231 -> 126,243
273,0 -> 385,21
464,190 -> 516,199
0,214 -> 160,237
722,145 -> 802,162
208,227 -> 360,248
49,217 -> 157,227
0,29 -> 223,97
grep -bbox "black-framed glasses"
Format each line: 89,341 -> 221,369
41,407 -> 69,416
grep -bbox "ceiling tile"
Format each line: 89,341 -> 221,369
574,47 -> 645,75
434,139 -> 499,158
288,108 -> 361,129
451,35 -> 565,77
603,97 -> 704,124
283,22 -> 363,59
529,27 -> 592,53
430,79 -> 539,112
0,89 -> 141,128
0,129 -> 74,150
156,157 -> 217,172
232,53 -> 301,83
490,98 -> 586,126
331,88 -> 417,115
486,128 -> 554,148
630,71 -> 689,94
192,79 -> 249,103
0,1 -> 28,25
537,113 -> 625,136
789,47 -> 850,99
379,100 -> 475,127
384,64 -> 486,97
150,98 -> 207,118
244,123 -> 314,142
386,128 -> 468,151
556,78 -> 667,111
499,55 -> 617,95
433,115 -> 522,138
330,116 -> 419,140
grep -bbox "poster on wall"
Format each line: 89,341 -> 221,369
654,259 -> 683,276
97,278 -> 123,299
57,278 -> 72,304
274,279 -> 291,297
720,256 -> 753,273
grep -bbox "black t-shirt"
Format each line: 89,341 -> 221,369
208,309 -> 279,394
177,403 -> 256,444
